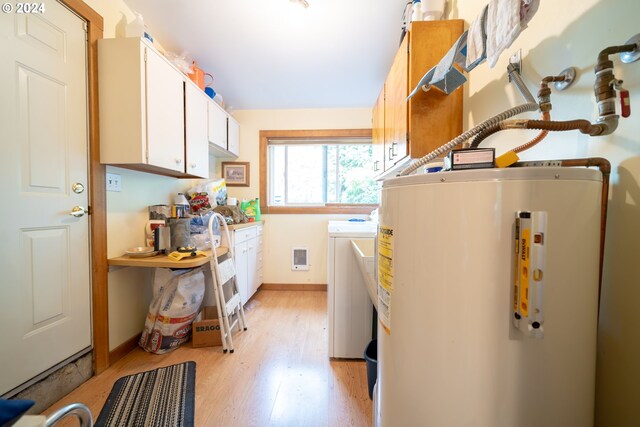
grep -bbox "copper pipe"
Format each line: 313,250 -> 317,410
504,118 -> 607,136
563,158 -> 610,316
594,43 -> 636,121
512,157 -> 611,314
468,112 -> 551,151
470,74 -> 565,150
512,111 -> 550,153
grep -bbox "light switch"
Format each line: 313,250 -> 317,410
106,173 -> 121,192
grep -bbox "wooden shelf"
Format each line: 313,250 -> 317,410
108,247 -> 229,269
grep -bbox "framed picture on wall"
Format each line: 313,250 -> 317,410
222,162 -> 250,187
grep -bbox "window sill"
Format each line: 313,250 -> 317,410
261,204 -> 378,215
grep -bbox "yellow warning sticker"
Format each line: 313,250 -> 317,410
519,228 -> 531,317
513,218 -> 520,314
378,226 -> 394,291
378,225 -> 394,334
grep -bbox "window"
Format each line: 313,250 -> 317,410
260,129 -> 379,214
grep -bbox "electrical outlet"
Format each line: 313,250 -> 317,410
106,173 -> 121,192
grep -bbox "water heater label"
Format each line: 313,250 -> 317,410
513,211 -> 547,339
378,225 -> 394,334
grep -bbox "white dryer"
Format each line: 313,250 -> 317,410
327,220 -> 377,358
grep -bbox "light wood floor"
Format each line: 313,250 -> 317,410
44,290 -> 372,426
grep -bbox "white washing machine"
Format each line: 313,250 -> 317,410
327,220 -> 377,358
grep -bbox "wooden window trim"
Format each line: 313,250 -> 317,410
259,129 -> 377,214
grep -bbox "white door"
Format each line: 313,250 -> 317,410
0,0 -> 92,395
145,46 -> 185,173
184,83 -> 209,178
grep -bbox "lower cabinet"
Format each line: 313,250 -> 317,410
253,226 -> 264,296
225,224 -> 263,305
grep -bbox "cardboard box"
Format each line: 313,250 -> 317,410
192,306 -> 222,348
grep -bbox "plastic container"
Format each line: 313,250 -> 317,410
126,12 -> 153,43
422,0 -> 446,20
364,339 -> 377,400
411,0 -> 423,22
173,193 -> 190,218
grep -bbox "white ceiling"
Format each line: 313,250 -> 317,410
124,0 -> 410,110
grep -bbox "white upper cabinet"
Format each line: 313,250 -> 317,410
98,37 -> 210,178
208,100 -> 228,151
185,82 -> 209,178
228,115 -> 240,157
145,46 -> 185,173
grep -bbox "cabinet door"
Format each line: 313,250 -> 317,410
234,242 -> 249,305
184,83 -> 209,178
255,226 -> 263,293
145,47 -> 185,172
208,100 -> 228,150
227,116 -> 240,156
408,21 -> 464,159
247,236 -> 258,300
372,88 -> 385,174
384,35 -> 408,169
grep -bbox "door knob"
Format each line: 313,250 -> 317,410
69,206 -> 88,217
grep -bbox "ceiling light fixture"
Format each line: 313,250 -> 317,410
289,0 -> 309,8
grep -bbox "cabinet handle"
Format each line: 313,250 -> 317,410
175,158 -> 183,164
388,146 -> 394,160
391,142 -> 398,156
190,163 -> 197,169
374,160 -> 379,172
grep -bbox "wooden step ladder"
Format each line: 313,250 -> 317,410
207,212 -> 247,353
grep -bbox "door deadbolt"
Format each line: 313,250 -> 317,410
72,182 -> 85,194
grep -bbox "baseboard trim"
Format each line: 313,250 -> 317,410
109,333 -> 140,365
260,283 -> 327,291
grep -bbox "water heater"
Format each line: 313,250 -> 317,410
375,166 -> 602,427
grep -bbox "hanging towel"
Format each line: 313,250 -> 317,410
485,0 -> 521,68
465,5 -> 488,71
419,31 -> 467,95
432,31 -> 468,82
407,64 -> 467,99
408,30 -> 468,99
520,0 -> 540,29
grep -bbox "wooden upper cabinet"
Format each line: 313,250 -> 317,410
384,35 -> 409,168
408,20 -> 464,160
375,20 -> 464,173
371,88 -> 385,173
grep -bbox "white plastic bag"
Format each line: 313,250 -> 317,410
187,179 -> 227,211
139,267 -> 205,354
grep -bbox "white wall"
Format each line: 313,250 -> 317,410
450,1 -> 640,425
217,108 -> 373,284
